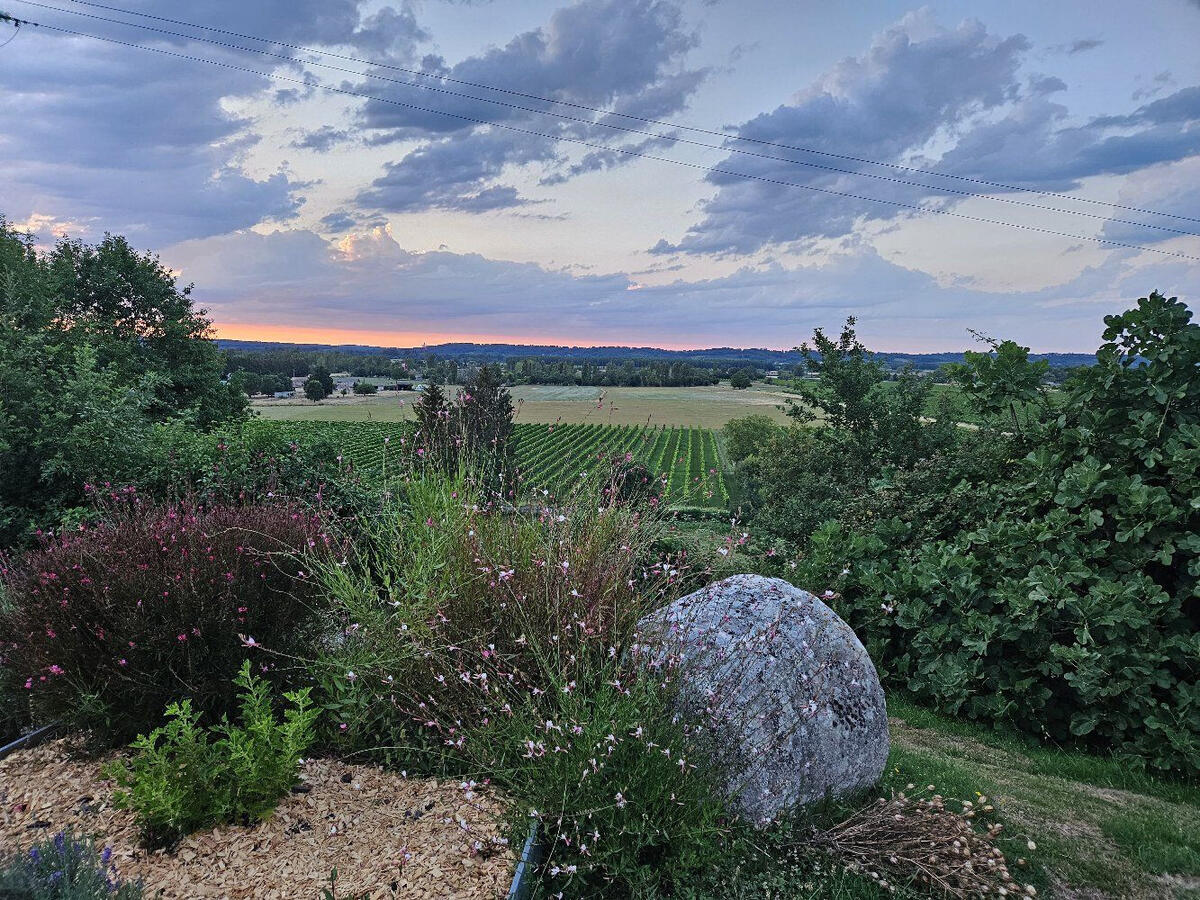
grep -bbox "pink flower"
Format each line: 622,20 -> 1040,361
48,665 -> 65,676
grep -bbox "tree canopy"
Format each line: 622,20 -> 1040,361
0,218 -> 246,544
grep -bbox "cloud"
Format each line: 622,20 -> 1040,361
0,26 -> 304,243
354,0 -> 707,212
167,226 -> 631,335
1030,75 -> 1067,95
1131,71 -> 1174,102
935,85 -> 1200,189
654,12 -> 1029,255
358,130 -> 560,212
1058,38 -> 1104,54
0,1 -> 429,244
80,0 -> 428,57
164,225 -> 1198,352
1093,85 -> 1200,126
655,11 -> 1200,257
291,126 -> 353,151
1100,157 -> 1200,245
539,133 -> 680,186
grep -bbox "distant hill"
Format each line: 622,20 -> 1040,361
216,339 -> 1096,371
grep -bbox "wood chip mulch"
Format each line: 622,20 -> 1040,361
0,739 -> 514,899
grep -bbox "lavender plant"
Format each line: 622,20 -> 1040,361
0,830 -> 142,899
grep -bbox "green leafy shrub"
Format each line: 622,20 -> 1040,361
720,414 -> 778,465
789,292 -> 1199,775
735,320 -> 957,543
0,219 -> 246,547
108,660 -> 318,848
133,419 -> 377,517
0,830 -> 142,899
0,497 -> 329,747
477,666 -> 735,897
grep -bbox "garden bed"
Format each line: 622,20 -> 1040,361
0,739 -> 513,899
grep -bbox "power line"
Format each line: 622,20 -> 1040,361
29,0 -> 1200,229
11,15 -> 1200,265
0,11 -> 32,48
13,0 -> 1200,241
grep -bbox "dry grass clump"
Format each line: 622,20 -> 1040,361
816,787 -> 1036,898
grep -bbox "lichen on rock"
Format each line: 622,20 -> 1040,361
636,573 -> 889,824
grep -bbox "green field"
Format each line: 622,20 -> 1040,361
511,422 -> 728,508
251,383 -> 797,427
259,420 -> 731,510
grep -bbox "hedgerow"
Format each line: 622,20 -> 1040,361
751,291 -> 1199,775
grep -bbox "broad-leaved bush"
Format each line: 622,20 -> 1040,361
108,661 -> 318,848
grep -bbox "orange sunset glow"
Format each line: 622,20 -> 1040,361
210,321 -> 712,351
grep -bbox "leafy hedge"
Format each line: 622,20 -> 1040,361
750,292 -> 1199,775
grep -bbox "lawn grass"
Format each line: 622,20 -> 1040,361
885,699 -> 1200,899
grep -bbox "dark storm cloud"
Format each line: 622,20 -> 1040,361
655,12 -> 1200,256
354,0 -> 707,213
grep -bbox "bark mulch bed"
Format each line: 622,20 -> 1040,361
0,739 -> 514,899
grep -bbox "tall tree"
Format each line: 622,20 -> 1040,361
0,218 -> 246,544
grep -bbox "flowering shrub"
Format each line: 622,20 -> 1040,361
304,472 -> 740,894
0,830 -> 142,899
108,660 -> 318,848
308,469 -> 670,744
0,496 -> 330,746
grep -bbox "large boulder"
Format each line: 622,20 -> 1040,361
636,574 -> 888,825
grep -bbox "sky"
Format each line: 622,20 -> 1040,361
2,0 -> 1199,352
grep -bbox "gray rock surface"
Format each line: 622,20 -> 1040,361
636,574 -> 888,824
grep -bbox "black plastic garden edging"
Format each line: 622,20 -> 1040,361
0,722 -> 59,759
506,822 -> 542,900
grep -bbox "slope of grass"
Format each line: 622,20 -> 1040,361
885,699 -> 1200,899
